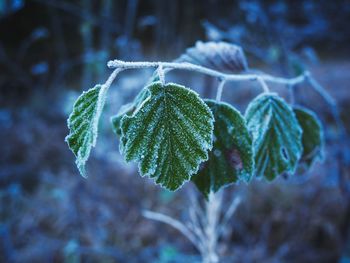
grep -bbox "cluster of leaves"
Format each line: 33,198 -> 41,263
66,42 -> 324,198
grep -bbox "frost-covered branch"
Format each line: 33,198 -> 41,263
157,64 -> 165,85
215,79 -> 226,101
103,68 -> 124,90
305,74 -> 336,107
107,60 -> 308,88
305,74 -> 349,197
142,210 -> 202,252
305,74 -> 345,136
219,196 -> 241,237
203,191 -> 223,263
257,77 -> 270,93
107,59 -> 343,137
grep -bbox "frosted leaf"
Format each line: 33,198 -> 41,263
294,107 -> 324,167
192,100 -> 254,198
177,41 -> 248,73
120,81 -> 214,191
65,84 -> 108,177
245,93 -> 303,180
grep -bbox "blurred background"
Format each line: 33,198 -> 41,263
0,0 -> 350,262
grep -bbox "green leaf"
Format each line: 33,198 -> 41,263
65,84 -> 108,176
192,100 -> 254,198
245,93 -> 303,180
294,107 -> 324,167
120,81 -> 214,191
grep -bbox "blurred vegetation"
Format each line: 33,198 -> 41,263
0,0 -> 350,262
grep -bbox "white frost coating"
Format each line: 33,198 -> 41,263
192,99 -> 254,197
131,92 -> 152,117
66,68 -> 123,177
107,60 -> 309,88
177,41 -> 249,73
119,81 -> 214,191
245,93 -> 303,180
294,106 -> 325,167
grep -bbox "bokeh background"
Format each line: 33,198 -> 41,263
1,0 -> 350,262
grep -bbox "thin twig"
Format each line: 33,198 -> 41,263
219,196 -> 241,236
288,84 -> 295,105
157,64 -> 165,85
216,79 -> 226,101
188,190 -> 205,226
305,74 -> 349,198
142,210 -> 200,251
257,77 -> 270,93
187,189 -> 207,256
203,191 -> 222,263
102,68 -> 124,90
306,74 -> 346,138
107,60 -> 307,87
186,219 -> 206,252
305,73 -> 336,107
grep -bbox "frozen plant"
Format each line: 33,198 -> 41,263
65,41 -> 333,262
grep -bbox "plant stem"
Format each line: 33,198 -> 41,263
257,77 -> 270,93
102,68 -> 124,91
142,210 -> 202,252
216,79 -> 226,101
157,64 -> 165,85
107,59 -> 307,87
200,77 -> 228,263
203,191 -> 222,263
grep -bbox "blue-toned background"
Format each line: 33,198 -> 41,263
0,0 -> 350,262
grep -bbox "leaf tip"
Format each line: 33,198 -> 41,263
76,160 -> 88,178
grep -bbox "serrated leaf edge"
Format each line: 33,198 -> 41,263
119,81 -> 214,191
294,105 -> 325,166
205,99 -> 255,183
245,92 -> 303,180
65,84 -> 108,177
